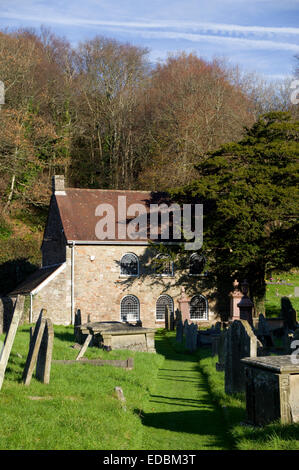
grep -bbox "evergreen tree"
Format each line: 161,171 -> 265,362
171,111 -> 299,314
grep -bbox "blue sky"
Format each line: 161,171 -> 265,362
1,0 -> 299,80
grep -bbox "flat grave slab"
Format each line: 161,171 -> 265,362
75,321 -> 156,353
242,355 -> 299,425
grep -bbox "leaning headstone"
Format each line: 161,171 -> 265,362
36,318 -> 54,384
225,319 -> 258,394
176,320 -> 183,343
0,295 -> 25,391
23,310 -> 46,386
0,299 -> 3,335
76,334 -> 93,360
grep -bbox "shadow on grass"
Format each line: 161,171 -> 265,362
140,409 -> 231,449
53,330 -> 75,344
138,331 -> 234,449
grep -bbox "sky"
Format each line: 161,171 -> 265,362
0,0 -> 299,80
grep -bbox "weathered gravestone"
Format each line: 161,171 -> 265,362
0,295 -> 25,391
176,319 -> 183,343
36,318 -> 54,384
164,305 -> 174,331
242,355 -> 299,425
23,309 -> 54,386
281,297 -> 297,331
185,323 -> 198,352
225,319 -> 258,394
256,313 -> 273,348
216,329 -> 228,372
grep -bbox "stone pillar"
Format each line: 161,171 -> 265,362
237,280 -> 254,327
178,287 -> 190,324
229,280 -> 243,321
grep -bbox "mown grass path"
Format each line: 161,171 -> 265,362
140,333 -> 233,450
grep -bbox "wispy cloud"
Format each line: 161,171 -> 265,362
1,12 -> 298,53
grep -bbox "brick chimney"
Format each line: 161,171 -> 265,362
52,175 -> 66,195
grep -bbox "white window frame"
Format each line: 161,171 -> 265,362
155,295 -> 174,322
153,254 -> 174,277
119,252 -> 139,277
120,295 -> 140,322
189,295 -> 208,321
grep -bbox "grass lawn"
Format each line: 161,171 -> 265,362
1,325 -> 298,450
0,325 -> 164,450
140,331 -> 233,450
265,269 -> 299,318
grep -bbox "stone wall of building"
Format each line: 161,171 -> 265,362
30,243 -> 217,327
31,257 -> 72,325
73,244 -> 216,328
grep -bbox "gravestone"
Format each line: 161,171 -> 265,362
242,355 -> 299,425
256,313 -> 273,348
281,297 -> 297,331
23,310 -> 47,386
36,318 -> 54,384
225,319 -> 258,394
185,323 -> 198,352
74,309 -> 82,336
76,334 -> 93,360
216,329 -> 228,372
282,327 -> 292,354
0,295 -> 25,391
176,319 -> 183,343
165,305 -> 171,331
0,299 -> 3,335
211,334 -> 220,357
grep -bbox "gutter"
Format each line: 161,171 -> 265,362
71,241 -> 75,325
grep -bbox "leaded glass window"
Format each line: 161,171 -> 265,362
156,295 -> 174,321
189,253 -> 206,275
120,253 -> 139,276
154,254 -> 174,276
190,295 -> 208,320
120,295 -> 140,322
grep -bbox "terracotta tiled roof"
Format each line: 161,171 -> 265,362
55,188 -> 180,243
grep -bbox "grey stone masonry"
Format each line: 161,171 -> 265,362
242,355 -> 299,425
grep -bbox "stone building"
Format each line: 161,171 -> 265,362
8,176 -> 216,327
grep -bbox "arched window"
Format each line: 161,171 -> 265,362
156,295 -> 174,321
154,254 -> 174,276
120,295 -> 140,322
190,295 -> 208,320
120,253 -> 139,276
189,253 -> 206,275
